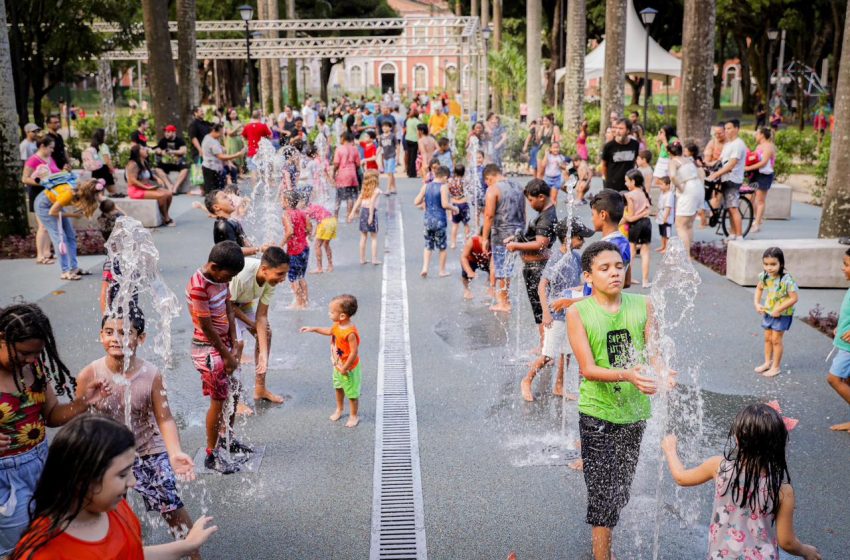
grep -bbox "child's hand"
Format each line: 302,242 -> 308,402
626,367 -> 657,395
770,309 -> 781,318
184,516 -> 219,551
551,299 -> 570,312
754,303 -> 764,314
83,378 -> 112,406
299,326 -> 313,333
170,451 -> 196,481
224,354 -> 239,375
660,434 -> 677,454
541,310 -> 553,328
800,544 -> 822,560
505,241 -> 518,252
0,433 -> 12,453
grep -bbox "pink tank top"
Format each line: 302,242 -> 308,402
286,208 -> 309,256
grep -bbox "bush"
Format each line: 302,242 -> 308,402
1,229 -> 105,259
802,304 -> 839,338
773,128 -> 818,164
690,241 -> 727,275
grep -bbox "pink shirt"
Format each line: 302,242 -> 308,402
306,204 -> 332,222
25,154 -> 61,176
333,144 -> 360,188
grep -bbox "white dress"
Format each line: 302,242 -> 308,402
673,158 -> 704,217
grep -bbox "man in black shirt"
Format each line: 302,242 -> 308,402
45,114 -> 69,170
129,118 -> 152,146
376,105 -> 396,132
155,125 -> 189,193
187,106 -> 212,160
600,118 -> 639,192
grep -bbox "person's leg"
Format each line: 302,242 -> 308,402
334,192 -> 342,220
331,387 -> 345,421
756,328 -> 772,373
462,276 -> 473,299
313,237 -> 324,272
421,248 -> 432,277
438,250 -> 448,276
753,189 -> 767,228
389,172 -> 396,193
38,211 -> 66,273
359,232 -> 367,264
61,216 -> 78,272
522,354 -> 550,401
450,221 -> 459,249
729,206 -> 742,237
371,232 -> 380,264
143,190 -> 172,223
674,216 -> 692,257
346,398 -> 359,428
206,398 -> 224,449
161,508 -> 196,556
640,244 -> 650,285
174,168 -> 189,192
767,330 -> 784,374
579,413 -> 618,559
325,240 -> 334,272
35,217 -> 51,262
299,278 -> 309,307
154,168 -> 175,191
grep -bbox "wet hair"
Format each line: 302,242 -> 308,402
208,240 -> 245,273
581,241 -> 622,273
638,149 -> 653,164
284,189 -> 301,209
261,246 -> 290,269
721,403 -> 790,520
416,123 -> 428,134
759,127 -> 772,140
524,178 -> 550,198
659,176 -> 671,186
438,137 -> 450,148
204,189 -> 225,214
101,301 -> 145,334
36,136 -> 54,149
726,118 -> 741,129
482,163 -> 502,180
0,303 -> 74,396
454,163 -> 466,177
762,246 -> 786,278
589,188 -> 625,224
434,166 -> 450,180
333,294 -> 358,317
381,120 -> 392,128
12,415 -> 136,560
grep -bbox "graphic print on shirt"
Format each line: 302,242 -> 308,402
606,329 -> 632,369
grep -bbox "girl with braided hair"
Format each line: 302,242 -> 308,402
0,303 -> 110,555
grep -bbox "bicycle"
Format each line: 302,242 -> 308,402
703,173 -> 754,238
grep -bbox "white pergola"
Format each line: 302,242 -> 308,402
95,16 -> 489,116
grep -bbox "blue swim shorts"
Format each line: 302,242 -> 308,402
761,313 -> 793,332
830,348 -> 850,379
492,244 -> 514,279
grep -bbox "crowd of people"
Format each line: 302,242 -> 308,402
9,88 -> 850,560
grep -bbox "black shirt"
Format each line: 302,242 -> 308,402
601,138 -> 640,192
48,131 -> 67,169
188,118 -> 212,157
213,217 -> 247,247
156,137 -> 187,165
523,204 -> 559,259
130,130 -> 150,146
376,114 -> 396,132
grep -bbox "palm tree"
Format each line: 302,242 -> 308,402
142,0 -> 180,133
819,0 -> 850,237
526,0 -> 543,123
0,0 -> 27,236
600,0 -> 627,140
490,43 -> 527,107
562,0 -> 586,137
268,0 -> 282,115
491,0 -> 503,113
678,0 -> 715,148
177,0 -> 198,132
286,0 -> 298,106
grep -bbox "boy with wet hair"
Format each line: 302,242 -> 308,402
567,240 -> 668,560
379,120 -> 397,194
186,240 -> 247,474
300,294 -> 363,428
588,189 -> 631,290
205,189 -> 264,257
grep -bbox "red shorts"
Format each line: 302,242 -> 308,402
191,343 -> 237,401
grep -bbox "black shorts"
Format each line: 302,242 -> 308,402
523,261 -> 546,324
580,413 -> 645,528
158,162 -> 187,174
452,202 -> 470,225
628,217 -> 652,245
27,185 -> 45,213
461,258 -> 490,280
657,223 -> 671,238
91,165 -> 115,186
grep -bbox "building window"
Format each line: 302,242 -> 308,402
413,64 -> 428,91
445,64 -> 458,91
350,65 -> 363,90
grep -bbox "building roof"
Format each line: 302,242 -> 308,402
388,0 -> 454,16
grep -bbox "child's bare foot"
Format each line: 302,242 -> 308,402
329,409 -> 344,422
487,288 -> 496,299
754,362 -> 771,373
420,269 -> 428,277
568,458 -> 584,471
762,367 -> 781,377
255,389 -> 284,404
236,402 -> 255,416
438,271 -> 450,278
360,260 -> 368,265
829,421 -> 850,431
553,386 -> 577,400
463,290 -> 474,300
450,243 -> 456,250
372,260 -> 382,265
654,247 -> 664,253
520,377 -> 534,402
345,415 -> 360,428
309,269 -> 324,274
490,303 -> 512,313
327,265 -> 334,272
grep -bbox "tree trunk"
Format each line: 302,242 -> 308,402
526,0 -> 543,122
320,59 -> 334,104
268,0 -> 282,115
97,60 -> 117,142
600,0 -> 627,141
492,0 -> 503,113
455,0 -> 462,16
286,0 -> 298,107
713,31 -> 726,110
481,0 -> 490,28
626,76 -> 643,106
544,0 -> 562,106
679,0 -> 716,148
735,36 -> 754,114
0,0 -> 28,236
472,0 -> 479,19
177,0 -> 197,132
831,0 -> 844,100
562,0 -> 585,135
6,3 -> 30,130
819,0 -> 850,237
142,0 -> 180,134
257,0 -> 272,114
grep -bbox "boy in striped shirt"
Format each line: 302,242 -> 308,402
186,240 -> 246,474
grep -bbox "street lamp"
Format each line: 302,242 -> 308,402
639,7 -> 657,136
238,5 -> 254,113
481,24 -> 492,118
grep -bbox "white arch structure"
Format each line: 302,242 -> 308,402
94,16 -> 488,115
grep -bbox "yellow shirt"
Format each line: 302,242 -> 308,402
448,100 -> 461,118
45,183 -> 74,207
429,113 -> 448,136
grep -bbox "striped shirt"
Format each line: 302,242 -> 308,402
186,268 -> 231,344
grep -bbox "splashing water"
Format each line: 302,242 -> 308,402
243,139 -> 284,247
465,136 -> 482,229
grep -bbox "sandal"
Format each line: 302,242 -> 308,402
61,272 -> 82,281
73,268 -> 92,276
36,257 -> 55,265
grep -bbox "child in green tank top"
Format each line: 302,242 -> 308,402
567,240 -> 666,560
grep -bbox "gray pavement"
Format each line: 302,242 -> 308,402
0,178 -> 848,558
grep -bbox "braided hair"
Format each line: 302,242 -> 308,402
0,304 -> 75,397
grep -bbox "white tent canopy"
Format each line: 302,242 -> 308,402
556,0 -> 681,84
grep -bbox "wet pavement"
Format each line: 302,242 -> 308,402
1,178 -> 849,558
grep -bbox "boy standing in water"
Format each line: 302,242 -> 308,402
567,241 -> 666,560
300,294 -> 362,428
827,248 -> 850,431
186,241 -> 247,474
77,308 -> 199,556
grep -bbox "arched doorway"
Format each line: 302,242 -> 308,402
380,63 -> 397,94
445,64 -> 459,92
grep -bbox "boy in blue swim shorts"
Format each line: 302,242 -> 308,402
827,248 -> 850,431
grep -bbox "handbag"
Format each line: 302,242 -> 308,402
190,158 -> 204,186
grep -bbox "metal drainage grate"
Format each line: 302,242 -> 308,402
369,198 -> 427,560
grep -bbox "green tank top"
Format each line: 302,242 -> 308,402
574,292 -> 651,424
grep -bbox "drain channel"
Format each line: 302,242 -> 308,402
369,198 -> 427,560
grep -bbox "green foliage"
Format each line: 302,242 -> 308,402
813,133 -> 831,203
489,42 -> 527,105
773,128 -> 818,165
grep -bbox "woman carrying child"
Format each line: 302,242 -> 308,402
348,169 -> 382,265
754,247 -> 798,377
622,169 -> 653,287
668,141 -> 705,256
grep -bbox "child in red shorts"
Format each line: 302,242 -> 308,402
185,241 -> 246,474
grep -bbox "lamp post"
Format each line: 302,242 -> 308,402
639,7 -> 657,136
767,29 -> 778,105
238,4 -> 254,113
482,24 -> 492,118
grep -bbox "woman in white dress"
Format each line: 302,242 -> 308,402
667,141 -> 705,256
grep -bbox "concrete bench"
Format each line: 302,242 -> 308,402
70,198 -> 162,229
762,182 -> 792,220
726,238 -> 850,288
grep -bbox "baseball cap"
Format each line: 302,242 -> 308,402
24,123 -> 40,133
164,125 -> 177,132
558,217 -> 595,240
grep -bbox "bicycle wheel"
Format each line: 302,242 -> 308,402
738,196 -> 754,237
720,207 -> 730,237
